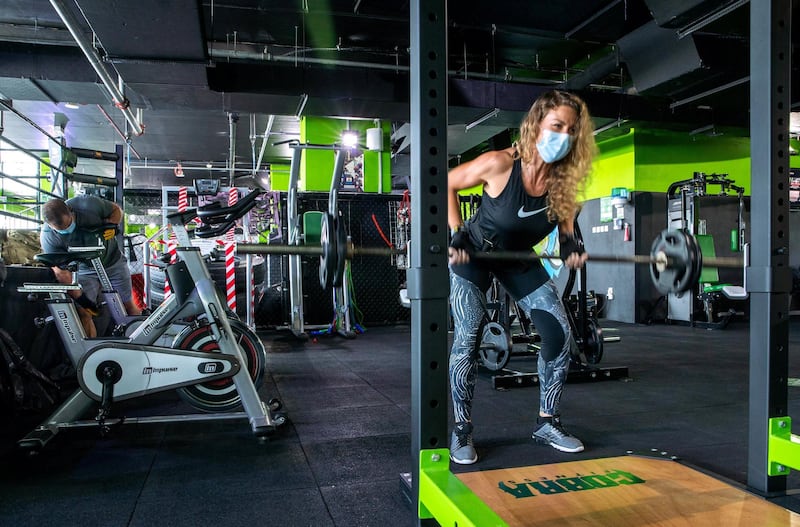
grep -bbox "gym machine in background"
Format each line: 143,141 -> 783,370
665,172 -> 749,326
285,141 -> 357,339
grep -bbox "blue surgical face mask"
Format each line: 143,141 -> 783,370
536,129 -> 573,163
55,221 -> 76,235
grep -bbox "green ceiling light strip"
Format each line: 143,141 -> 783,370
768,417 -> 800,476
418,448 -> 508,527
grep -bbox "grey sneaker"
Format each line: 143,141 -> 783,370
532,416 -> 584,453
450,421 -> 478,465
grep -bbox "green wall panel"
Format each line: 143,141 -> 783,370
633,129 -> 751,194
585,130 -> 636,201
298,116 -> 391,193
269,163 -> 291,192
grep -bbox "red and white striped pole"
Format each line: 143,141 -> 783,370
163,239 -> 177,299
225,188 -> 238,312
178,185 -> 188,213
164,187 -> 188,300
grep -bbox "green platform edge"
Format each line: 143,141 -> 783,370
418,448 -> 509,527
768,416 -> 800,476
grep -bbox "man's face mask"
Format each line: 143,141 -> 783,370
54,214 -> 76,235
55,222 -> 76,235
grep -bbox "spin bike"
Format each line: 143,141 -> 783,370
72,224 -> 266,371
17,201 -> 285,450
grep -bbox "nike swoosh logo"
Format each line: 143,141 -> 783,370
517,205 -> 548,218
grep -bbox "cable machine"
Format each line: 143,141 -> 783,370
666,171 -> 746,324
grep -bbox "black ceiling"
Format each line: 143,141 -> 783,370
0,0 -> 796,188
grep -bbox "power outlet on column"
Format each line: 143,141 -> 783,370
607,287 -> 614,301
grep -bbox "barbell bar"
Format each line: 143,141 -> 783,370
235,243 -> 394,258
233,221 -> 745,295
233,242 -> 741,268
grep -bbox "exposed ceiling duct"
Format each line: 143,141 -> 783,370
617,21 -> 703,94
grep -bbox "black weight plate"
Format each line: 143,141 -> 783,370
673,229 -> 701,295
648,231 -> 673,295
686,232 -> 704,290
584,317 -> 604,365
333,213 -> 347,288
649,229 -> 699,296
319,212 -> 338,289
478,321 -> 511,371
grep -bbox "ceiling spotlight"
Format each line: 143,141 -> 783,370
341,130 -> 359,148
64,102 -> 80,109
206,162 -> 213,169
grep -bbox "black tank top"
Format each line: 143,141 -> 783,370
452,158 -> 559,299
464,158 -> 557,252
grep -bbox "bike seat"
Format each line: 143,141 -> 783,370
35,250 -> 105,268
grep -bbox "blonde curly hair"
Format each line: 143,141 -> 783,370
515,90 -> 597,223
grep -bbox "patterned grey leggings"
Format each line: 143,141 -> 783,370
449,272 -> 572,423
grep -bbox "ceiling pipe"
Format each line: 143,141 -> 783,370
208,44 -> 562,85
95,104 -> 141,159
565,0 -> 623,39
558,52 -> 619,91
465,108 -> 500,132
593,118 -> 628,135
249,113 -> 257,175
211,44 -> 408,72
255,114 -> 275,173
48,0 -> 144,136
128,164 -> 234,172
669,76 -> 750,110
676,0 -> 750,39
228,112 -> 238,187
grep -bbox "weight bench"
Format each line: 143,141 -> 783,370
695,234 -> 748,328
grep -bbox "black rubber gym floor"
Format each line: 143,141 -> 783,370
2,318 -> 800,526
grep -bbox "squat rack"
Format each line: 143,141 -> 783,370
408,1 -> 796,525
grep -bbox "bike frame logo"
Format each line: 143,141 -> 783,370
141,303 -> 170,336
142,366 -> 178,375
498,468 -> 645,499
57,309 -> 78,343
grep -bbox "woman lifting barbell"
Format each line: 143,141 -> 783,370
447,90 -> 597,465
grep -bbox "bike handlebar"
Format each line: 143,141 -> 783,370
173,188 -> 262,239
35,249 -> 105,268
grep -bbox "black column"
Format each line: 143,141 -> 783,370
747,0 -> 792,495
410,0 -> 449,524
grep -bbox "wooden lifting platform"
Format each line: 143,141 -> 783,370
451,455 -> 800,526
